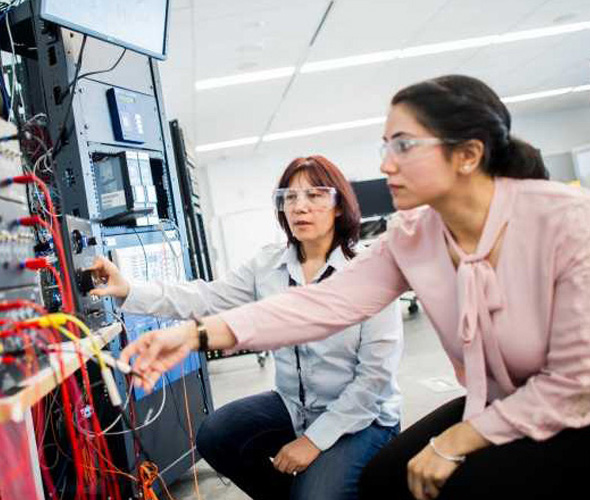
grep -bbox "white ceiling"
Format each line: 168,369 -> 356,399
159,0 -> 590,163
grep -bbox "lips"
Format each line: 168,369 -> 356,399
294,221 -> 312,226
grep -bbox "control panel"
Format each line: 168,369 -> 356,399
93,150 -> 160,226
107,87 -> 146,144
63,216 -> 108,329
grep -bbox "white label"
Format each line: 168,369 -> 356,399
101,190 -> 126,209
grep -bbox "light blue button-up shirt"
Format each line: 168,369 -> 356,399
122,243 -> 403,450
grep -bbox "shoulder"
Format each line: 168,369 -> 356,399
510,178 -> 590,228
505,178 -> 590,267
385,206 -> 441,249
511,178 -> 590,206
248,242 -> 289,271
388,206 -> 438,233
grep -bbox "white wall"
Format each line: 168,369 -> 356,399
512,106 -> 590,156
199,105 -> 590,275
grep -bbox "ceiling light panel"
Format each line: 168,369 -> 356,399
262,117 -> 385,142
502,84 -> 590,103
195,136 -> 260,152
194,84 -> 590,153
301,0 -> 549,62
195,19 -> 590,89
301,20 -> 590,74
305,0 -> 452,60
455,30 -> 590,94
195,67 -> 296,90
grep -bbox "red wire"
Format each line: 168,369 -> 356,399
0,300 -> 47,315
76,349 -> 122,500
54,345 -> 88,500
2,311 -> 123,498
46,322 -> 122,500
17,258 -> 70,315
11,175 -> 74,312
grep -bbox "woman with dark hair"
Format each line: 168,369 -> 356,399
90,155 -> 403,500
119,75 -> 590,499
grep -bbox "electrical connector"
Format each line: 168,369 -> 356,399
19,257 -> 50,271
10,175 -> 33,184
16,215 -> 44,227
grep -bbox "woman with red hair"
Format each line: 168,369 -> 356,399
91,155 -> 403,500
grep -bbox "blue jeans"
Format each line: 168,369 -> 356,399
196,391 -> 399,500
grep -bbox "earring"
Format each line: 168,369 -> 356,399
461,164 -> 471,173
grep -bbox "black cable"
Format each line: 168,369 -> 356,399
117,405 -> 154,463
54,41 -> 128,159
52,35 -> 88,159
67,48 -> 127,91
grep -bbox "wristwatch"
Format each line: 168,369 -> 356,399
194,318 -> 209,352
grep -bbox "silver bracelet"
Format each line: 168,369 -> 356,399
428,437 -> 466,463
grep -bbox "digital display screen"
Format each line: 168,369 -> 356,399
41,0 -> 170,60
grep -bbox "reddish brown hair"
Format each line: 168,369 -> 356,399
275,155 -> 361,262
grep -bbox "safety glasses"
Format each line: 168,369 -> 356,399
273,186 -> 337,212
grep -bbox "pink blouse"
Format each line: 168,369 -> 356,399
221,177 -> 590,445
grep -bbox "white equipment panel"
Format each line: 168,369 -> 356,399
111,240 -> 184,283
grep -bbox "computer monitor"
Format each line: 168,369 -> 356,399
40,0 -> 171,60
351,178 -> 395,218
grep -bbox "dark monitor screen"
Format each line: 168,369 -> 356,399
351,178 -> 395,218
40,0 -> 170,60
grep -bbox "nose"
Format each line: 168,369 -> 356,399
292,193 -> 310,212
380,154 -> 400,176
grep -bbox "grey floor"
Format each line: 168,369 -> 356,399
169,306 -> 465,500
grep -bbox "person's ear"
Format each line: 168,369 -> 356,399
455,139 -> 484,175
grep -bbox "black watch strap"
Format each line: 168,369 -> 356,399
195,318 -> 209,352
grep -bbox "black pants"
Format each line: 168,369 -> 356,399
359,396 -> 590,500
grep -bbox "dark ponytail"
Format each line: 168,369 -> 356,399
490,137 -> 547,179
391,75 -> 549,180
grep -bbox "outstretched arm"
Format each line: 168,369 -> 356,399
121,235 -> 409,390
89,254 -> 258,319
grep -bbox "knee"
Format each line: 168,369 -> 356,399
358,456 -> 406,500
196,413 -> 224,462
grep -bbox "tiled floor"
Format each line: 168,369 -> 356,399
170,307 -> 465,500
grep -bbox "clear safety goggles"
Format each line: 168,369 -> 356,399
380,137 -> 458,162
273,186 -> 337,212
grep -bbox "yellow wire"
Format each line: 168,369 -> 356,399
60,314 -> 107,371
27,313 -> 106,370
56,325 -> 106,370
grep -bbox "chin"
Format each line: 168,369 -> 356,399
392,197 -> 421,211
293,232 -> 315,242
